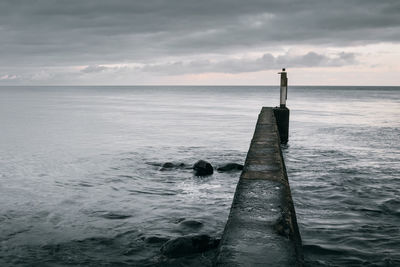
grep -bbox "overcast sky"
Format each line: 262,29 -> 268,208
1,0 -> 399,85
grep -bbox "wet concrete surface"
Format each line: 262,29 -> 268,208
214,107 -> 303,266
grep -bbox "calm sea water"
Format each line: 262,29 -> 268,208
0,86 -> 399,266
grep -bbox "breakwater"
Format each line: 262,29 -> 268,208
214,107 -> 303,266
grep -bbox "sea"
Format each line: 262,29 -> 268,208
0,86 -> 399,266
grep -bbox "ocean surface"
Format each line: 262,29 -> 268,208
0,86 -> 399,266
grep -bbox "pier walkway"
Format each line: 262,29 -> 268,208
214,107 -> 303,266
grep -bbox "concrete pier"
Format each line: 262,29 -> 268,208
214,107 -> 303,266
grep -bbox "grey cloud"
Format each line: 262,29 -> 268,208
140,52 -> 357,74
0,0 -> 398,82
0,51 -> 357,85
81,65 -> 108,73
275,52 -> 357,68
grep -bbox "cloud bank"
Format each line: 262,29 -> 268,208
0,0 -> 399,84
139,52 -> 357,74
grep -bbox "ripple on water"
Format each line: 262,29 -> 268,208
286,144 -> 400,265
2,86 -> 399,266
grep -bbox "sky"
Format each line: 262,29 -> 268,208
0,0 -> 399,85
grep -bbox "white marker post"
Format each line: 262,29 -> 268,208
279,68 -> 288,108
273,68 -> 290,144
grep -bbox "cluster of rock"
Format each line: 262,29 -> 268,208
159,160 -> 243,176
141,219 -> 220,259
150,161 -> 244,259
160,234 -> 220,258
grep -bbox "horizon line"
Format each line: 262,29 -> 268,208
0,84 -> 399,87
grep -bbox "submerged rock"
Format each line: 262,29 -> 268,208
162,162 -> 174,168
217,163 -> 244,172
96,212 -> 132,220
179,219 -> 203,229
160,234 -> 220,258
193,160 -> 213,176
160,162 -> 186,171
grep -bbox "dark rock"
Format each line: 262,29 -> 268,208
162,162 -> 174,168
160,162 -> 174,171
160,162 -> 187,171
193,160 -> 213,176
179,220 -> 203,229
98,212 -> 132,220
160,234 -> 220,258
217,163 -> 244,172
146,162 -> 162,167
